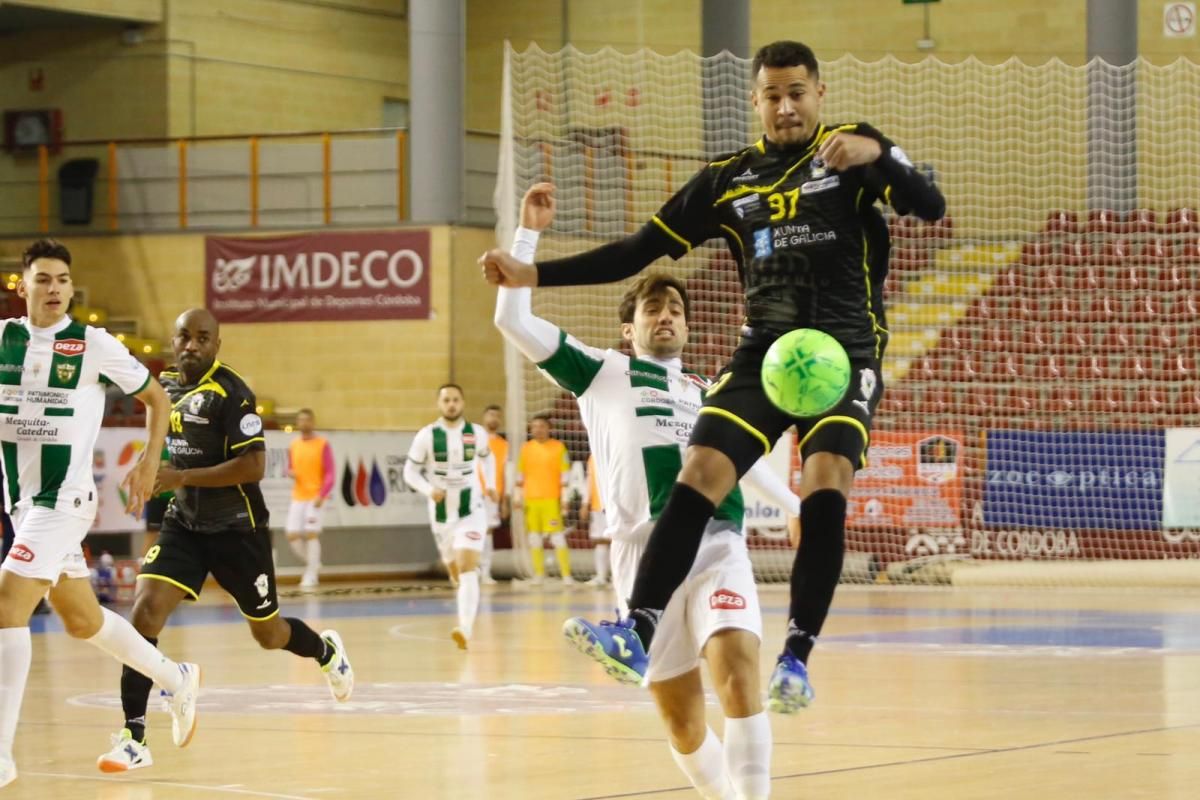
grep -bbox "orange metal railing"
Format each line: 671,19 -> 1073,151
15,128 -> 412,235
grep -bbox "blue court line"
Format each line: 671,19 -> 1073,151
27,593 -> 1200,652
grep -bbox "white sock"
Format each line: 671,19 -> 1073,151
550,532 -> 568,550
0,628 -> 32,762
481,531 -> 495,577
593,543 -> 609,581
87,607 -> 185,693
724,712 -> 772,799
286,536 -> 306,561
456,569 -> 480,637
670,726 -> 735,800
305,538 -> 322,578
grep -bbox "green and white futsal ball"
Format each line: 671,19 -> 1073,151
761,328 -> 852,418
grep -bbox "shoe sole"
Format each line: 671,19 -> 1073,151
320,630 -> 354,702
175,665 -> 202,748
451,629 -> 469,650
0,769 -> 14,789
766,677 -> 814,715
98,757 -> 152,774
561,621 -> 643,686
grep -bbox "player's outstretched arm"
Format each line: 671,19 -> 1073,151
481,188 -> 676,289
494,184 -> 565,361
741,456 -> 801,517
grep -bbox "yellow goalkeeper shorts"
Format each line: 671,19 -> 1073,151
524,499 -> 563,535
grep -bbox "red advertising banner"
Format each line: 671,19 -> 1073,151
205,230 -> 431,323
791,431 -> 964,528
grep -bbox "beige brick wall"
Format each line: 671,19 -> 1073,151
751,0 -> 1089,64
165,0 -> 407,137
0,225 -> 507,430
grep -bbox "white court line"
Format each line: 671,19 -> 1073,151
24,771 -> 317,799
388,622 -> 452,642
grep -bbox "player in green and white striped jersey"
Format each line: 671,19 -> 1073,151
0,240 -> 200,789
493,186 -> 795,800
404,383 -> 496,650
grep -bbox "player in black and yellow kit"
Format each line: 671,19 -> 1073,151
482,41 -> 945,716
95,309 -> 355,774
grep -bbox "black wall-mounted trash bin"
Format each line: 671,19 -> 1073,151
58,158 -> 100,225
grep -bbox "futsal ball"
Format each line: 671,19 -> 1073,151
761,328 -> 852,417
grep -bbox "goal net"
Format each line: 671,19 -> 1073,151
496,43 -> 1200,587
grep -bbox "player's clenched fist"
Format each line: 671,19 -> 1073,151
816,132 -> 882,171
479,249 -> 538,287
520,182 -> 556,231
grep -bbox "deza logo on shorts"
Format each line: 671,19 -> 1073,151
709,589 -> 746,610
53,339 -> 85,356
9,544 -> 34,562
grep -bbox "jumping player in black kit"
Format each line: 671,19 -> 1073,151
481,40 -> 945,714
95,308 -> 354,773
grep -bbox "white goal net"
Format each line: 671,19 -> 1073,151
496,43 -> 1200,587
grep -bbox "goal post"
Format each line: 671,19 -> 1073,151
496,42 -> 1200,587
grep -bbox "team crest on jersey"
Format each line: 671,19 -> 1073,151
55,362 -> 77,382
189,394 -> 205,414
809,156 -> 828,179
53,339 -> 85,357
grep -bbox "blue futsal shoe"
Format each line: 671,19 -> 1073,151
562,615 -> 648,685
766,652 -> 815,714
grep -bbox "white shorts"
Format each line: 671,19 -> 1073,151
644,523 -> 762,684
286,499 -> 324,535
1,506 -> 93,585
432,509 -> 487,563
588,510 -> 609,541
484,496 -> 501,529
610,525 -> 650,617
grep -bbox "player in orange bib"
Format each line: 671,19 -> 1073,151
286,409 -> 334,590
581,453 -> 610,589
516,415 -> 572,585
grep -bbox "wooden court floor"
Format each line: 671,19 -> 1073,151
5,582 -> 1200,799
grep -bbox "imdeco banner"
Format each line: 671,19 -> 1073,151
205,230 -> 431,323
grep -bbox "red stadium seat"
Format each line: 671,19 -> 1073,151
1009,385 -> 1040,417
1086,208 -> 1118,234
1136,238 -> 1172,264
1044,209 -> 1080,234
930,215 -> 954,241
1068,264 -> 1103,292
1052,384 -> 1083,416
1127,208 -> 1158,233
1099,238 -> 1134,266
940,324 -> 977,352
1036,263 -> 1065,291
1165,207 -> 1200,233
1173,236 -> 1200,263
1021,240 -> 1052,267
1060,240 -> 1091,266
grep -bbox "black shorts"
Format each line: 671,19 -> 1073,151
693,329 -> 884,477
144,496 -> 170,530
138,518 -> 279,621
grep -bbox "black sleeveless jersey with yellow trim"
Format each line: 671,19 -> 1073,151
653,122 -> 909,359
159,360 -> 268,533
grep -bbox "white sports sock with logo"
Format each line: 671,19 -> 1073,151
87,607 -> 185,693
457,569 -> 480,637
724,712 -> 772,800
670,726 -> 736,800
0,627 -> 32,762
